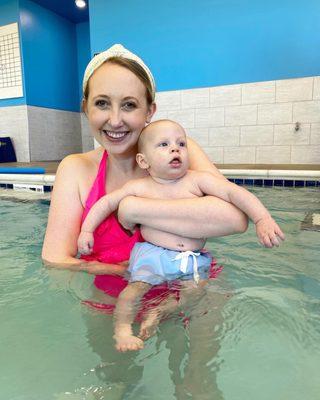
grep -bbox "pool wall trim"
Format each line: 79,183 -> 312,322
0,170 -> 319,188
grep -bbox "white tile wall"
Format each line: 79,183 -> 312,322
311,124 -> 320,145
209,126 -> 240,146
276,78 -> 313,102
156,76 -> 320,164
181,88 -> 209,109
313,77 -> 320,100
0,105 -> 29,161
293,101 -> 320,123
210,85 -> 241,107
224,146 -> 256,163
225,105 -> 257,126
274,124 -> 310,145
80,113 -> 94,152
242,81 -> 275,105
240,125 -> 273,146
195,108 -> 224,128
258,103 -> 292,125
28,106 -> 82,161
1,77 -> 319,164
256,146 -> 291,164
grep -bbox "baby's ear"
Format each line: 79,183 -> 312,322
136,153 -> 150,170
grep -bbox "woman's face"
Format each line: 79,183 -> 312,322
84,62 -> 156,156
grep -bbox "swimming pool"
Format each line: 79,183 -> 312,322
1,187 -> 319,400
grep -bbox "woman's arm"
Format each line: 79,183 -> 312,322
41,155 -> 126,275
118,195 -> 247,238
118,138 -> 248,238
187,137 -> 228,180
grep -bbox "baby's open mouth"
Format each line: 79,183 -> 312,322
169,157 -> 182,166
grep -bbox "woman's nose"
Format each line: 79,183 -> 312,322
107,109 -> 123,128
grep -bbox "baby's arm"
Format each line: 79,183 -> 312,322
196,172 -> 285,247
78,182 -> 138,255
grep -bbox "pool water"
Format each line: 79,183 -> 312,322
0,187 -> 319,400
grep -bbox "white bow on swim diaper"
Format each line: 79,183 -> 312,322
173,250 -> 201,284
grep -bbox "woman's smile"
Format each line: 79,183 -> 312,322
101,129 -> 130,141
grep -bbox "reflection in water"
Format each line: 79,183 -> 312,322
78,276 -> 228,400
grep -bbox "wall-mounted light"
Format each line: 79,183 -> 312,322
75,0 -> 86,8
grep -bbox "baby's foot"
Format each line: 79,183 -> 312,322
113,333 -> 144,352
139,311 -> 161,340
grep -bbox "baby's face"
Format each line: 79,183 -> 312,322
141,121 -> 189,180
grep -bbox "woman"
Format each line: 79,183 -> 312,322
42,44 -> 247,308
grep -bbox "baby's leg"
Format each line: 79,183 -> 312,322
114,281 -> 151,352
139,280 -> 208,340
178,279 -> 208,309
139,292 -> 179,340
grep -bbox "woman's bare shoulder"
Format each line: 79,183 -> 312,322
57,148 -> 103,177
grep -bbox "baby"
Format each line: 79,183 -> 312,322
78,119 -> 285,351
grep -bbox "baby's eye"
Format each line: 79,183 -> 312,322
159,142 -> 168,147
179,141 -> 186,147
122,101 -> 137,111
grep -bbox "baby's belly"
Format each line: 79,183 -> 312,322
141,226 -> 206,252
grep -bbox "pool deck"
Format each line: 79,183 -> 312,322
0,161 -> 319,187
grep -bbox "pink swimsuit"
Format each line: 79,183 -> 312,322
80,151 -> 222,311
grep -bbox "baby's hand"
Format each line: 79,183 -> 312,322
255,216 -> 285,248
78,231 -> 94,255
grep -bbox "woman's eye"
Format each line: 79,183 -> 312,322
122,102 -> 137,110
95,100 -> 108,108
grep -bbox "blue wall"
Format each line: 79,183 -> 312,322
76,21 -> 91,104
89,0 -> 320,92
19,0 -> 79,111
0,0 -> 26,106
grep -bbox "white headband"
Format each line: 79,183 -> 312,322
82,43 -> 156,101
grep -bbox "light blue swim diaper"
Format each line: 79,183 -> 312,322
128,242 -> 212,285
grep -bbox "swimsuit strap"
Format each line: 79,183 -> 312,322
85,150 -> 108,209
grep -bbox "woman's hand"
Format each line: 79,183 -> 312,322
79,260 -> 128,275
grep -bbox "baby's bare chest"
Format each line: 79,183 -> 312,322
145,180 -> 203,200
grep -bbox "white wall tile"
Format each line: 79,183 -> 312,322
225,105 -> 257,126
256,146 -> 291,164
155,90 -> 181,111
274,124 -> 310,145
310,123 -> 320,145
240,125 -> 274,146
276,77 -> 313,102
258,103 -> 292,124
210,84 -> 241,107
152,109 -> 168,121
28,106 -> 82,161
209,126 -> 240,146
242,81 -> 275,104
291,145 -> 320,164
202,146 -> 224,164
167,109 -> 195,128
224,146 -> 256,163
181,88 -> 209,109
293,101 -> 320,123
313,77 -> 320,100
81,113 -> 94,152
187,128 -> 209,146
195,108 -> 224,128
0,105 -> 30,161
